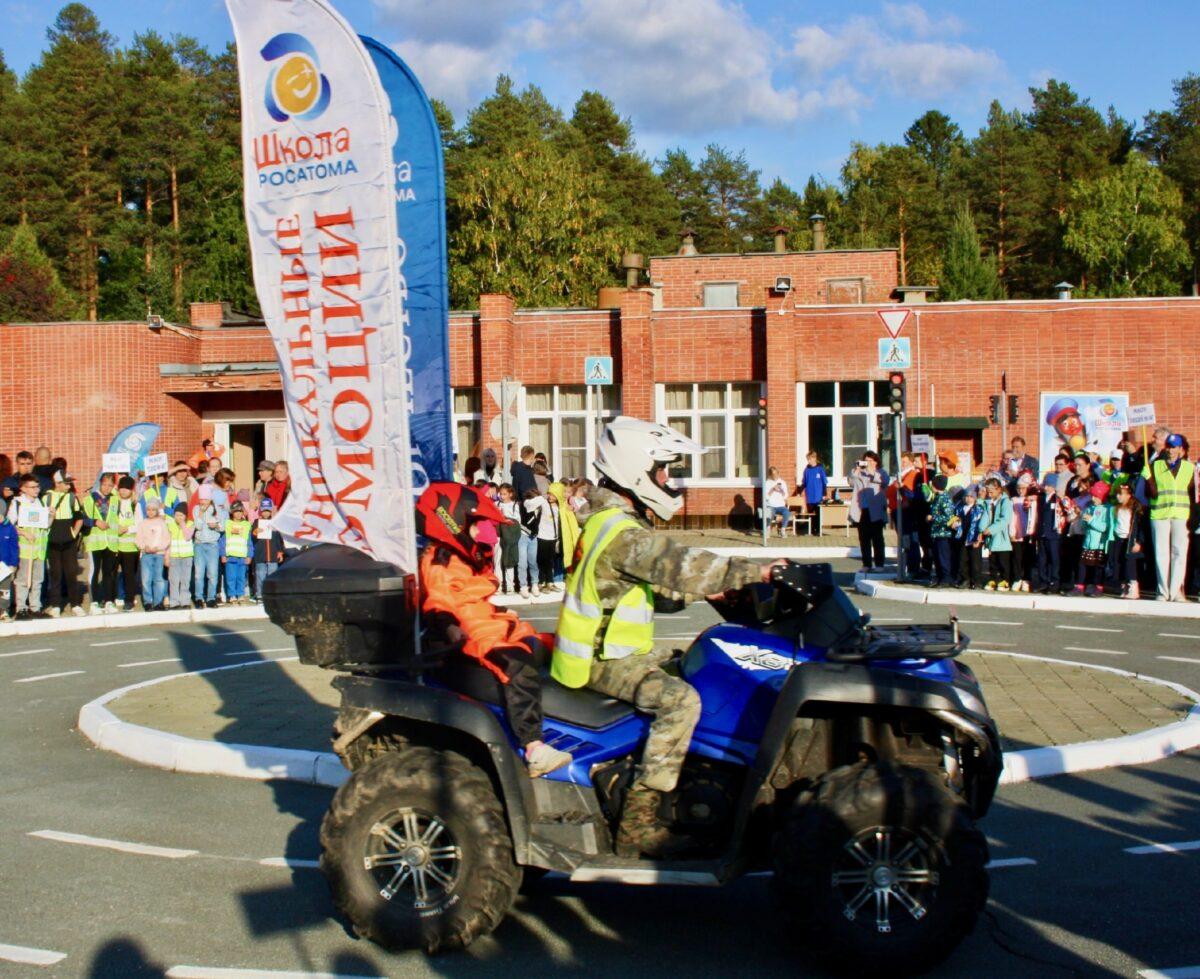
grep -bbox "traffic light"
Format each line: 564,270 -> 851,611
1008,395 -> 1020,425
989,395 -> 1001,425
757,397 -> 768,430
887,372 -> 905,415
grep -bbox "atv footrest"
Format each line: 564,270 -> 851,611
828,624 -> 966,663
568,857 -> 723,887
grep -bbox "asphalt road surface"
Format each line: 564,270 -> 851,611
1,561 -> 1198,978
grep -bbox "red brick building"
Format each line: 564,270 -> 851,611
3,241 -> 1198,523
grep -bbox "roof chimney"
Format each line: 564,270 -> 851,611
622,252 -> 645,289
1054,281 -> 1074,301
772,225 -> 789,254
678,228 -> 697,256
809,213 -> 826,252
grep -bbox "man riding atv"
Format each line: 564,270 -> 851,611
553,417 -> 779,856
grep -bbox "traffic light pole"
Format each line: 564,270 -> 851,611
760,423 -> 768,548
894,410 -> 905,582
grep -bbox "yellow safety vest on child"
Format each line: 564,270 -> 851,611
10,497 -> 50,560
82,492 -> 116,552
109,498 -> 141,553
225,520 -> 251,559
168,519 -> 194,559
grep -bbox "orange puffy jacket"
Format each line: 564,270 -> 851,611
419,547 -> 538,682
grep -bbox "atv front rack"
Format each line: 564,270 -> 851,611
827,623 -> 967,663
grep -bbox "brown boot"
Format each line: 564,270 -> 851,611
615,785 -> 689,858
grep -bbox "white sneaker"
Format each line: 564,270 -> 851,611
89,604 -> 103,616
531,584 -> 542,597
519,587 -> 530,599
525,741 -> 573,778
71,605 -> 85,617
46,607 -> 61,618
105,602 -> 118,614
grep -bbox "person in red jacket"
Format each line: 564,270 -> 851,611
416,482 -> 572,777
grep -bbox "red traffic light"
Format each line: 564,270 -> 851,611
888,371 -> 905,386
758,398 -> 767,408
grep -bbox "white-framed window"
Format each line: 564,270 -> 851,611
702,282 -> 739,308
451,387 -> 481,468
796,380 -> 897,486
522,384 -> 621,481
657,381 -> 761,484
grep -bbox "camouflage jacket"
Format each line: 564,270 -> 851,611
577,486 -> 763,613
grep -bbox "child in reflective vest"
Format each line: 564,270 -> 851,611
109,476 -> 142,611
8,476 -> 48,617
222,500 -> 252,603
167,504 -> 195,608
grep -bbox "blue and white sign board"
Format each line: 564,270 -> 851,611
585,356 -> 613,386
878,337 -> 912,370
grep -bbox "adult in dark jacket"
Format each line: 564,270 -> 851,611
1035,481 -> 1063,593
509,445 -> 538,500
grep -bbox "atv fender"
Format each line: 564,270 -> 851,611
331,673 -> 537,863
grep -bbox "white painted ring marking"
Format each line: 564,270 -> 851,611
118,658 -> 181,669
1125,839 -> 1200,856
15,670 -> 85,684
92,637 -> 159,647
29,829 -> 197,859
984,857 -> 1037,869
1159,656 -> 1200,665
222,647 -> 295,657
1137,968 -> 1200,979
0,942 -> 67,966
957,620 -> 1023,626
1056,625 -> 1123,634
1062,646 -> 1128,656
1159,633 -> 1200,640
258,857 -> 321,869
167,968 -> 386,978
0,647 -> 54,659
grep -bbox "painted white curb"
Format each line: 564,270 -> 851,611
78,649 -> 1200,791
1,603 -> 267,638
856,574 -> 1200,619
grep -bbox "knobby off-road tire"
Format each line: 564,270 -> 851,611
772,761 -> 989,976
320,746 -> 521,953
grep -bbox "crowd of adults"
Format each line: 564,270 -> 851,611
0,442 -> 293,619
818,427 -> 1199,601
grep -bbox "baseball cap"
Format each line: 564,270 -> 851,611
52,470 -> 74,484
257,460 -> 275,472
259,497 -> 274,511
1110,448 -> 1124,460
230,500 -> 245,512
1074,450 -> 1090,460
1166,433 -> 1185,448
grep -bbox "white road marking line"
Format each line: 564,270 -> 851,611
167,968 -> 386,979
206,629 -> 264,637
1159,633 -> 1200,640
1138,968 -> 1200,979
29,829 -> 198,859
1063,646 -> 1128,656
1125,839 -> 1200,856
91,637 -> 159,647
1158,656 -> 1200,665
222,646 -> 294,657
0,943 -> 68,966
1056,624 -> 1123,634
258,857 -> 321,869
14,670 -> 85,683
958,619 -> 1023,626
869,616 -> 913,622
118,658 -> 181,669
0,647 -> 54,659
985,857 -> 1037,869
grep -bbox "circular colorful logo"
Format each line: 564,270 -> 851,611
261,33 -> 331,123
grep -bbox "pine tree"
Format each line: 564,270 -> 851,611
1139,74 -> 1200,282
0,223 -> 75,321
657,148 -> 717,250
696,145 -> 762,253
939,206 -> 1005,300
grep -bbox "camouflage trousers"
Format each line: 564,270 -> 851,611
587,647 -> 701,792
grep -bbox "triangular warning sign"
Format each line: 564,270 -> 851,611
878,308 -> 911,338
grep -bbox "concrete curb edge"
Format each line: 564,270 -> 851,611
77,650 -> 1200,791
1,603 -> 267,638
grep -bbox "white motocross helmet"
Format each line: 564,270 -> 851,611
594,416 -> 704,521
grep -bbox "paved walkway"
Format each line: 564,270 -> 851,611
109,651 -> 1192,756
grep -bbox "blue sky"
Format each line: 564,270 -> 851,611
3,0 -> 1196,188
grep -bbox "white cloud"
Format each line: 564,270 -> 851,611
372,0 -> 543,49
881,2 -> 966,39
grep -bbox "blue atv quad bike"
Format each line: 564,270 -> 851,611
265,546 -> 1002,976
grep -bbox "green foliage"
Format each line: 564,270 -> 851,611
939,207 -> 1005,300
1064,154 -> 1191,296
0,224 -> 75,320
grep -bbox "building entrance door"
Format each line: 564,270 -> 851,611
209,413 -> 289,492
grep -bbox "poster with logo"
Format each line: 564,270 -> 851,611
95,423 -> 159,488
226,0 -> 416,572
1039,392 -> 1129,474
361,36 -> 453,495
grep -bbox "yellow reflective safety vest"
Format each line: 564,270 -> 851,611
9,497 -> 49,560
1145,458 -> 1195,521
168,519 -> 194,558
225,520 -> 250,559
82,492 -> 115,552
109,497 -> 141,553
551,508 -> 655,689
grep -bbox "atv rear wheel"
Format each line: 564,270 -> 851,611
320,746 -> 520,953
772,761 -> 988,976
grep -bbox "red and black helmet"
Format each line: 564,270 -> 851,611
415,482 -> 508,567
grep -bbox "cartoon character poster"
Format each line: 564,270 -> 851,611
1039,392 -> 1129,475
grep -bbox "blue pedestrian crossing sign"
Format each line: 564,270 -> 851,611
878,337 -> 912,370
585,355 -> 614,385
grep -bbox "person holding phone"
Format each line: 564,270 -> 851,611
850,451 -> 889,571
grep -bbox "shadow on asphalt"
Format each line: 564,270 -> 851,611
153,622 -> 1200,977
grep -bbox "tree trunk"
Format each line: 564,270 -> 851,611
170,165 -> 182,312
145,179 -> 154,276
897,202 -> 908,284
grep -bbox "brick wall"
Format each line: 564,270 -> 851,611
649,249 -> 900,308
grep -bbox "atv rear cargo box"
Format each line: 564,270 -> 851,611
262,544 -> 417,670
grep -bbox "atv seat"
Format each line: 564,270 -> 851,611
430,659 -> 636,730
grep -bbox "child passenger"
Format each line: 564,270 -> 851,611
416,483 -> 571,777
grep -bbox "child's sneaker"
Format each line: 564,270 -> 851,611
984,581 -> 996,591
89,603 -> 103,616
71,605 -> 86,617
105,601 -> 118,614
525,741 -> 573,778
519,587 -> 530,599
1084,584 -> 1097,597
997,581 -> 1010,592
1073,583 -> 1086,595
531,584 -> 542,597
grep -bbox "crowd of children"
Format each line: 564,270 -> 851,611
0,446 -> 291,620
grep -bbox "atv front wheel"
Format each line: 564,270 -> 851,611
772,761 -> 988,976
320,746 -> 520,952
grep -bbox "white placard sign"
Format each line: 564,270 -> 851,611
256,518 -> 274,539
910,434 -> 935,456
17,503 -> 50,530
102,453 -> 131,474
143,453 -> 169,476
1127,403 -> 1156,428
